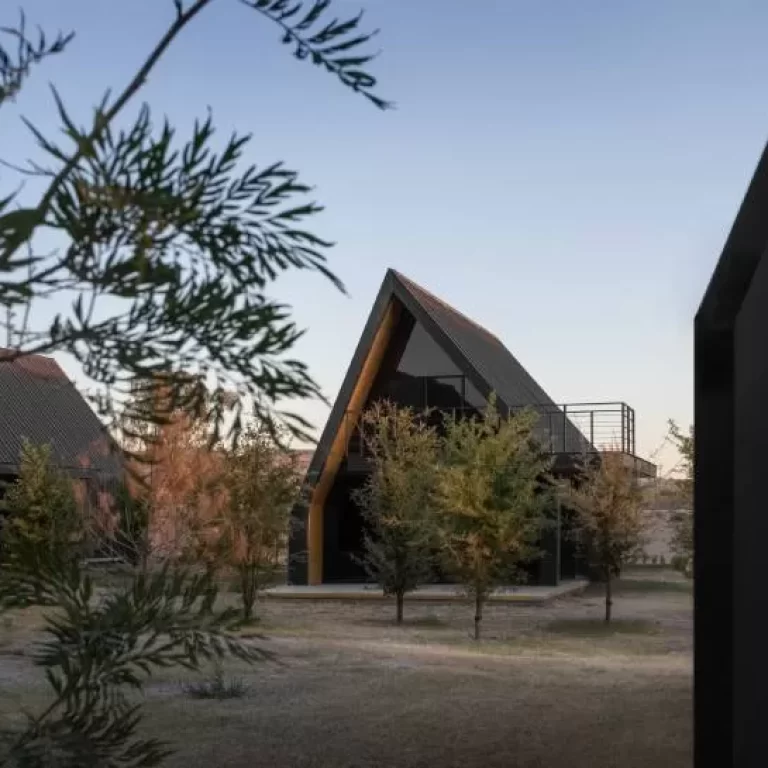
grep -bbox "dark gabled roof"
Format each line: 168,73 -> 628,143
393,271 -> 562,409
304,269 -> 589,485
0,351 -> 122,478
696,144 -> 768,330
697,140 -> 768,328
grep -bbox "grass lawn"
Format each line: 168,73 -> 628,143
0,569 -> 692,768
546,617 -> 661,636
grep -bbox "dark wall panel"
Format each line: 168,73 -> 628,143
733,248 -> 768,764
323,474 -> 368,583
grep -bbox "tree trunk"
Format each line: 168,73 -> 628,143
474,591 -> 483,640
396,592 -> 404,625
241,565 -> 257,623
604,569 -> 612,623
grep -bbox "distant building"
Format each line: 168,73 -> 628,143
0,350 -> 122,491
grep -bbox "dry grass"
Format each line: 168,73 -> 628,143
0,570 -> 692,768
140,636 -> 691,768
0,607 -> 50,656
546,618 -> 661,636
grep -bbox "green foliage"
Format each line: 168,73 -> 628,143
213,423 -> 301,621
667,419 -> 693,483
0,540 -> 268,767
352,402 -> 440,623
0,10 -> 74,106
434,396 -> 554,639
0,3 -> 391,765
243,0 -> 391,110
0,0 -> 390,444
667,419 -> 693,578
0,442 -> 81,560
563,452 -> 646,622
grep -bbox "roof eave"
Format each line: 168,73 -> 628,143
697,139 -> 768,330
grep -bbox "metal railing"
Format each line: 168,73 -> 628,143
342,401 -> 639,461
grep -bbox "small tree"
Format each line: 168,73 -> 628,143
564,451 -> 646,622
435,397 -> 553,640
214,424 -> 301,623
352,402 -> 440,624
0,441 -> 81,559
667,419 -> 693,578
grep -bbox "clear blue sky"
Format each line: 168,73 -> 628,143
6,0 -> 768,469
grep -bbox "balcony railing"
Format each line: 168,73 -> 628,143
342,401 -> 652,472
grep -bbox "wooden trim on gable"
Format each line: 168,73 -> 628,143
307,299 -> 401,584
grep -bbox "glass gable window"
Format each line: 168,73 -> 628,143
396,321 -> 460,377
370,313 -> 487,412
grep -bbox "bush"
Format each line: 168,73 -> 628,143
183,665 -> 248,700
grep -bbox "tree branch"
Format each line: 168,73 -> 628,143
0,0 -> 217,270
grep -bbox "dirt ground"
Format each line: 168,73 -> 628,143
0,569 -> 692,768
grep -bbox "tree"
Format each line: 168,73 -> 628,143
434,398 -> 553,640
352,402 -> 440,624
0,441 -> 81,560
666,419 -> 693,577
563,451 -> 646,622
0,0 -> 390,444
0,2 -> 390,764
139,406 -> 228,564
212,424 -> 302,623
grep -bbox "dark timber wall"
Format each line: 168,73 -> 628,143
695,141 -> 768,768
732,250 -> 768,763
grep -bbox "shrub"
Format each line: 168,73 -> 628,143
182,664 -> 248,700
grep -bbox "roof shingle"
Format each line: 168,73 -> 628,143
0,351 -> 122,477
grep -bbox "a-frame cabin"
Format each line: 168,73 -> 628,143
289,269 -> 655,587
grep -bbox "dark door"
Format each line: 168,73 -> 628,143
323,475 -> 370,583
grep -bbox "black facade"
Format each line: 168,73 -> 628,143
289,269 -> 654,587
694,140 -> 768,768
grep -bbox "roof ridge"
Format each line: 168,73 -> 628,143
391,270 -> 502,345
0,347 -> 57,360
0,348 -> 68,379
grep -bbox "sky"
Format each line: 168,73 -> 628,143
5,0 -> 768,472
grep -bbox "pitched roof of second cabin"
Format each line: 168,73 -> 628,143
305,269 -> 590,485
0,350 -> 122,478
